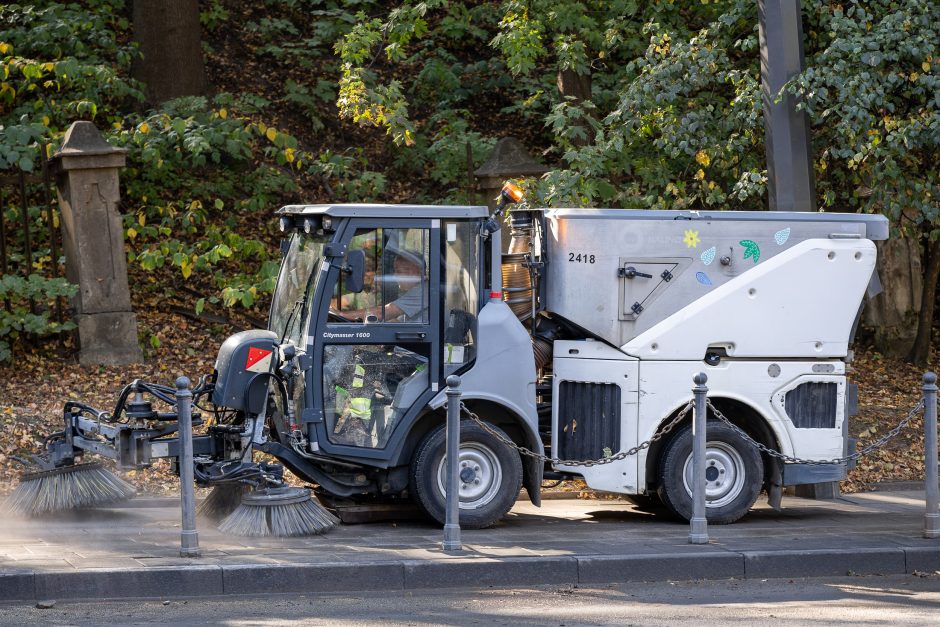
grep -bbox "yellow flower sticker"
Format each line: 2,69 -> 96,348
683,229 -> 701,248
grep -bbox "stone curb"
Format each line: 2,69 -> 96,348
3,546 -> 937,603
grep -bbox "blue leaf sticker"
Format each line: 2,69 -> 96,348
695,271 -> 713,286
774,227 -> 791,245
740,239 -> 761,264
700,246 -> 716,266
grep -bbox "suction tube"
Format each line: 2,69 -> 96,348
501,212 -> 538,321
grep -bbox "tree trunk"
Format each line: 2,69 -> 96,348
556,69 -> 592,147
864,235 -> 922,357
132,0 -> 206,105
907,235 -> 940,366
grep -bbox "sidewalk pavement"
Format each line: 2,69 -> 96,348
1,487 -> 938,603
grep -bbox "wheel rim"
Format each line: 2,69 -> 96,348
681,441 -> 747,508
436,442 -> 503,509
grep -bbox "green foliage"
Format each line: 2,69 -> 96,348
111,96 -> 297,300
0,2 -> 143,170
0,274 -> 76,360
199,0 -> 230,32
2,0 -> 935,356
283,79 -> 332,130
335,0 -> 491,146
423,113 -> 495,200
307,149 -> 386,201
789,0 -> 939,235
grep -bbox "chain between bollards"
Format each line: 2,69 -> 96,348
924,372 -> 939,539
176,376 -> 200,558
442,375 -> 462,552
689,372 -> 709,545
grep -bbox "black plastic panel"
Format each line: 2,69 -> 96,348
557,381 -> 621,461
785,382 -> 837,429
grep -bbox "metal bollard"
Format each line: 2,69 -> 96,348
442,375 -> 462,552
689,372 -> 709,545
924,372 -> 939,539
176,376 -> 200,557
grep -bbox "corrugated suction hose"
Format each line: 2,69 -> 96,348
501,233 -> 534,321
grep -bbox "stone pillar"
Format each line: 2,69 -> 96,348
53,121 -> 143,365
474,137 -> 549,253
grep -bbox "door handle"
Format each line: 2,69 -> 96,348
395,332 -> 427,340
619,266 -> 653,279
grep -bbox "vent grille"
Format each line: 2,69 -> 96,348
557,382 -> 621,461
785,382 -> 838,429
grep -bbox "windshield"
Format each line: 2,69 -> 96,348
269,232 -> 328,344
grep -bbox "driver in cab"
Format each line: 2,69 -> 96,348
343,246 -> 427,323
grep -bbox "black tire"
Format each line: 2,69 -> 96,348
656,420 -> 763,525
410,420 -> 522,529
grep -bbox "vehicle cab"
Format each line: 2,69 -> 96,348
264,204 -> 541,528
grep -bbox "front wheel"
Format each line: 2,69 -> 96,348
656,421 -> 763,524
410,420 -> 522,529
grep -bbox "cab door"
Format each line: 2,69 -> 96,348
305,219 -> 441,462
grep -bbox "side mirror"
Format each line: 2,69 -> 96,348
344,249 -> 366,293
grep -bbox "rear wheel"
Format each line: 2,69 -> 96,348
410,420 -> 522,529
656,421 -> 763,524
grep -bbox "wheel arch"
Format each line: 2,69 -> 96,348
393,396 -> 543,506
643,395 -> 785,494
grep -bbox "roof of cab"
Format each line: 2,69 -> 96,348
278,204 -> 489,219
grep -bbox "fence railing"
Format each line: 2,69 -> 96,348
0,142 -> 66,325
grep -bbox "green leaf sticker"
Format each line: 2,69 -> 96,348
740,240 -> 760,264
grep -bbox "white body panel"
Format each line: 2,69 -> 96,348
632,360 -> 845,491
552,349 -> 846,495
623,238 -> 876,360
552,340 -> 639,493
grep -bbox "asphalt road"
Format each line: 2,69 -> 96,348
1,574 -> 939,625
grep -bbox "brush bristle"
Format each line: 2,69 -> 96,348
217,489 -> 339,537
198,483 -> 250,521
5,463 -> 136,516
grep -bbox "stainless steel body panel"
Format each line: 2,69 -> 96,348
544,210 -> 885,347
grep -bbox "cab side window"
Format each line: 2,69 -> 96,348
332,228 -> 429,324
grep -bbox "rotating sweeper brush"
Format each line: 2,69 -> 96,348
5,461 -> 136,516
6,330 -> 338,537
218,486 -> 339,537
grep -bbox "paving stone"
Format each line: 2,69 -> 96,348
0,572 -> 35,601
578,552 -> 743,583
222,562 -> 403,595
743,548 -> 906,578
403,556 -> 578,590
904,546 -> 940,573
34,566 -> 223,600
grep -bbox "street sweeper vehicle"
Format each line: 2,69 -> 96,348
8,184 -> 887,533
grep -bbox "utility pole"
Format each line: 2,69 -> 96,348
758,0 -> 815,213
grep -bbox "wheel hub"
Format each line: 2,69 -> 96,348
682,441 -> 747,508
436,442 -> 503,509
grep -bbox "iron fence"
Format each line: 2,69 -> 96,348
0,143 -> 66,326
